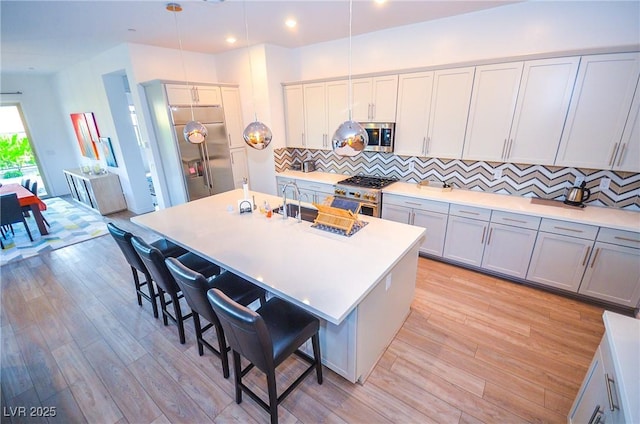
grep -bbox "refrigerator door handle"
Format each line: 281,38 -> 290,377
200,142 -> 214,194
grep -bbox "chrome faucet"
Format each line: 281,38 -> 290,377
282,181 -> 302,223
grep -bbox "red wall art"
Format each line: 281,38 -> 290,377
70,112 -> 100,159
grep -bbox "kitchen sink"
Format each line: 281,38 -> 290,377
272,204 -> 319,222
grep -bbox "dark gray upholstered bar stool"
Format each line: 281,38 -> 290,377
131,236 -> 220,344
208,288 -> 323,424
107,222 -> 189,318
165,257 -> 266,378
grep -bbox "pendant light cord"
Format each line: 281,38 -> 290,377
348,0 -> 353,121
244,0 -> 258,122
170,4 -> 195,121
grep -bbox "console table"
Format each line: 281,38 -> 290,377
64,168 -> 127,215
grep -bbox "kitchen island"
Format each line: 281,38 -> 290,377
132,189 -> 426,383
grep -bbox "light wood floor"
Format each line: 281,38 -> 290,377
1,210 -> 610,423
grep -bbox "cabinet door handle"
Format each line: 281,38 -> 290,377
426,136 -> 431,154
507,139 -> 514,159
422,137 -> 427,155
615,143 -> 627,167
227,134 -> 232,147
615,235 -> 640,243
405,201 -> 422,206
302,132 -> 305,146
459,210 -> 480,216
588,405 -> 603,424
481,226 -> 487,244
608,142 -> 619,166
411,211 -> 415,224
501,139 -> 508,160
582,246 -> 592,266
553,226 -> 583,233
502,217 -> 527,224
372,103 -> 376,120
590,247 -> 601,268
487,227 -> 493,245
605,373 -> 619,411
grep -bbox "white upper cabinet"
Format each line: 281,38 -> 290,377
303,81 -> 348,150
284,84 -> 305,148
427,67 -> 475,159
220,86 -> 245,149
555,52 -> 640,171
165,84 -> 222,106
463,62 -> 524,161
351,75 -> 398,122
508,57 -> 580,164
394,71 -> 434,156
395,67 -> 474,158
613,76 -> 640,172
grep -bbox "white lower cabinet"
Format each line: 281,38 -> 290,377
443,205 -> 491,266
578,228 -> 640,307
276,176 -> 333,204
527,219 -> 598,292
569,345 -> 608,424
229,147 -> 249,189
381,194 -> 449,257
481,220 -> 538,279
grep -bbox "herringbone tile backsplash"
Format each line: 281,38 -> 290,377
274,148 -> 640,211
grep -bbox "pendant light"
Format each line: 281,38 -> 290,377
167,2 -> 208,144
241,1 -> 272,150
332,0 -> 368,157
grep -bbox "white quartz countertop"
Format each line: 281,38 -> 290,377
275,171 -> 639,232
383,182 -> 640,232
132,189 -> 425,325
602,311 -> 640,424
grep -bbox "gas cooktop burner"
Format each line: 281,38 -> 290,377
338,175 -> 398,189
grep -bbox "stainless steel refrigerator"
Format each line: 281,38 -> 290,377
169,106 -> 234,201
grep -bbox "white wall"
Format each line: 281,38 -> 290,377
295,1 -> 640,80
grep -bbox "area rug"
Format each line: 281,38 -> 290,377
0,197 -> 108,266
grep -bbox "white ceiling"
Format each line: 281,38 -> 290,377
1,0 -> 520,75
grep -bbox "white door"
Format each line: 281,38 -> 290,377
412,209 -> 448,257
326,80 -> 350,144
614,80 -> 640,172
394,72 -> 433,156
526,232 -> 593,292
165,84 -> 194,105
351,78 -> 372,122
443,215 -> 487,267
463,62 -> 524,161
381,204 -> 411,225
579,242 -> 640,307
221,87 -> 245,149
481,223 -> 537,279
508,57 -> 580,165
303,83 -> 328,149
555,52 -> 640,169
194,85 -> 222,105
427,67 -> 475,159
283,84 -> 305,148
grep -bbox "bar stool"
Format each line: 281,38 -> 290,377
131,236 -> 220,344
165,257 -> 266,378
208,288 -> 323,424
107,222 -> 189,318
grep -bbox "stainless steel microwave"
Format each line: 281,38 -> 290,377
361,122 -> 395,153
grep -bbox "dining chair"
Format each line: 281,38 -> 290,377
107,222 -> 190,318
166,257 -> 266,378
131,235 -> 221,344
1,193 -> 33,243
207,288 -> 323,424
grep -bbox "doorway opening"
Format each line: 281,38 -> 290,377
0,105 -> 48,196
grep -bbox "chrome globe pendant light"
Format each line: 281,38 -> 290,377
241,1 -> 272,150
332,0 -> 368,157
167,3 -> 208,145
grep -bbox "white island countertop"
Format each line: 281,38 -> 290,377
132,189 -> 425,325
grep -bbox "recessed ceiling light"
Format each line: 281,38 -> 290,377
226,36 -> 237,44
285,18 -> 297,28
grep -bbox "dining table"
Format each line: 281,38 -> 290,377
0,183 -> 49,235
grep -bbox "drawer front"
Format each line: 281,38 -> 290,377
296,179 -> 334,194
382,194 -> 449,214
597,227 -> 640,248
539,218 -> 599,240
491,210 -> 540,230
449,203 -> 491,221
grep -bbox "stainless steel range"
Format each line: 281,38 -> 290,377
334,175 -> 398,217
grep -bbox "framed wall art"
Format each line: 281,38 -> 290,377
98,137 -> 118,167
70,112 -> 100,159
